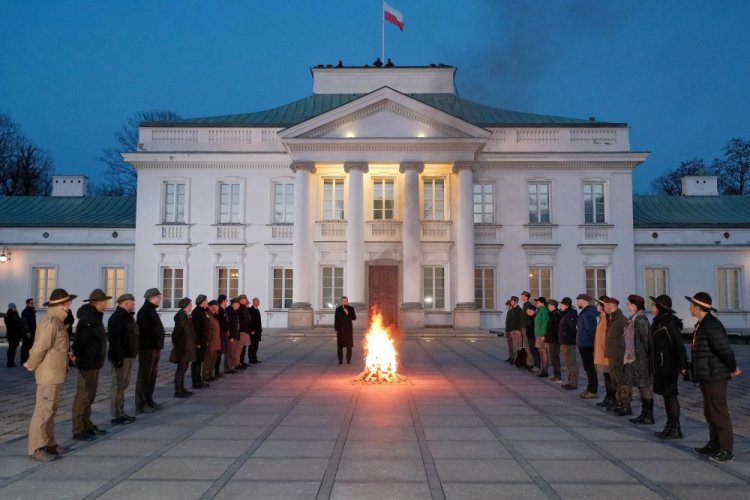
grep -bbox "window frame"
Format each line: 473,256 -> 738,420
527,182 -> 551,224
583,182 -> 606,224
322,178 -> 346,221
272,182 -> 295,224
321,266 -> 345,309
271,267 -> 294,310
528,267 -> 552,299
163,181 -> 188,224
717,267 -> 742,311
216,266 -> 240,300
32,266 -> 57,309
423,266 -> 446,310
102,267 -> 126,309
585,267 -> 608,298
474,267 -> 496,310
372,178 -> 395,221
645,267 -> 669,300
473,181 -> 495,224
218,181 -> 242,224
422,178 -> 446,221
160,266 -> 185,310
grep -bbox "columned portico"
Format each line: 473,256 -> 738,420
344,161 -> 368,329
453,161 -> 480,329
399,162 -> 425,329
288,162 -> 315,329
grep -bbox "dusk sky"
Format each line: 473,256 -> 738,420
2,0 -> 749,193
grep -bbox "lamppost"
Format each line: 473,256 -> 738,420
0,247 -> 10,263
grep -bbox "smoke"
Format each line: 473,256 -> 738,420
453,0 -> 643,111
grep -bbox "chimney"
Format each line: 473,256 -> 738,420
681,176 -> 718,196
52,176 -> 88,197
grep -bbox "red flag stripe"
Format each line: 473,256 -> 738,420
384,11 -> 404,31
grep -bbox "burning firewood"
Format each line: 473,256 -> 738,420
353,308 -> 407,384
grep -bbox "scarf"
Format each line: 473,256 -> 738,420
624,309 -> 645,364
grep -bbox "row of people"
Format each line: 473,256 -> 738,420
3,299 -> 39,367
504,290 -> 741,464
23,287 -> 263,462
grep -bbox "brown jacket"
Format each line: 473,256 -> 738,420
26,306 -> 70,385
594,311 -> 609,366
604,308 -> 628,362
208,312 -> 221,351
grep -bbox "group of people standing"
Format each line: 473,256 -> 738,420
3,299 -> 39,367
505,290 -> 741,463
20,287 -> 263,462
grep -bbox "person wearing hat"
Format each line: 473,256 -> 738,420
237,295 -> 251,368
501,300 -> 512,338
108,294 -> 139,425
649,295 -> 687,439
523,303 -> 539,372
224,298 -> 242,373
191,294 -> 211,388
545,299 -> 563,382
170,297 -> 196,397
576,294 -> 599,399
687,292 -> 741,463
248,297 -> 263,364
24,288 -> 77,462
71,289 -> 111,440
534,297 -> 549,378
214,295 -> 230,378
603,297 -> 631,415
505,296 -> 523,364
204,300 -> 222,380
594,296 -> 615,409
21,298 -> 37,364
4,303 -> 23,367
136,288 -> 166,414
559,297 -> 579,390
624,295 -> 653,425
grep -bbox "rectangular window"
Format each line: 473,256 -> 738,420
217,267 -> 240,299
474,268 -> 496,310
164,182 -> 186,224
373,179 -> 395,220
423,266 -> 446,309
273,183 -> 294,224
161,267 -> 184,309
529,267 -> 552,299
321,266 -> 344,309
584,182 -> 605,223
718,268 -> 741,310
272,268 -> 294,309
103,268 -> 126,309
219,182 -> 241,223
423,179 -> 445,220
33,267 -> 56,307
586,268 -> 608,298
528,183 -> 550,223
645,268 -> 668,299
323,179 -> 345,220
473,182 -> 494,224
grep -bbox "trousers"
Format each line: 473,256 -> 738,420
700,381 -> 734,453
548,343 -> 561,378
110,358 -> 133,419
135,349 -> 160,410
174,361 -> 189,393
28,384 -> 61,455
578,346 -> 598,393
72,369 -> 99,434
609,355 -> 632,405
203,349 -> 217,379
337,346 -> 352,363
561,344 -> 579,387
191,346 -> 205,386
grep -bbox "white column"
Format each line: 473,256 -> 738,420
399,162 -> 425,330
344,162 -> 368,305
288,162 -> 315,329
453,161 -> 480,329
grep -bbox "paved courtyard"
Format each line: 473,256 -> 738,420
0,337 -> 749,499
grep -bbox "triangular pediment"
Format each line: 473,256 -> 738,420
279,87 -> 491,141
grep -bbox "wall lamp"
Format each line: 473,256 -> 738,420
0,247 -> 10,263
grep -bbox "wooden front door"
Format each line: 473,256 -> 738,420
368,265 -> 399,328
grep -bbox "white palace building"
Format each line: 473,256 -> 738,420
1,63 -> 749,333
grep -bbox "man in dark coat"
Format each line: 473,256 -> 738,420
4,303 -> 23,367
524,302 -> 538,370
65,309 -> 75,368
687,292 -> 741,463
334,296 -> 356,364
171,297 -> 195,398
505,296 -> 523,363
71,289 -> 110,440
576,294 -> 599,399
604,297 -> 630,415
136,288 -> 166,413
545,300 -> 563,382
559,297 -> 579,390
21,298 -> 37,363
108,294 -> 139,425
237,295 -> 251,368
191,295 -> 211,388
248,297 -> 263,364
215,295 -> 230,377
225,298 -> 241,373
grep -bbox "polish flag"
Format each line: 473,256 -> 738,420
384,2 -> 404,31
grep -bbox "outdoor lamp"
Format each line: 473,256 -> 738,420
0,247 -> 9,263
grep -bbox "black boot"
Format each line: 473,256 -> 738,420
630,399 -> 651,424
654,420 -> 672,438
606,399 -> 619,412
659,420 -> 683,440
614,403 -> 632,416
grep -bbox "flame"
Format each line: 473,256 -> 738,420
364,309 -> 398,376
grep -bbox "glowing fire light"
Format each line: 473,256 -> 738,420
354,308 -> 405,383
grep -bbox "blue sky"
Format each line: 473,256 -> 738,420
2,0 -> 749,193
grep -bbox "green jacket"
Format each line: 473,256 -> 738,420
534,306 -> 549,337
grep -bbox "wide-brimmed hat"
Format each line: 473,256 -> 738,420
84,288 -> 112,303
685,292 -> 717,312
144,288 -> 161,299
178,297 -> 192,309
196,294 -> 208,305
650,295 -> 676,314
43,288 -> 77,307
594,295 -> 610,306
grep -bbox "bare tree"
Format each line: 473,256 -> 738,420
0,113 -> 54,196
650,158 -> 709,195
98,110 -> 182,195
713,138 -> 750,195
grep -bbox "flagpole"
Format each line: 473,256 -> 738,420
381,0 -> 385,62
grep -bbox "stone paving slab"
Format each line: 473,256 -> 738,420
0,337 -> 748,499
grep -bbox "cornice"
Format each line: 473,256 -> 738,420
135,163 -> 291,170
287,144 -> 481,153
475,162 -> 641,170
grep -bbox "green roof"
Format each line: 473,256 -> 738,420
146,92 -> 622,128
0,196 -> 136,228
633,195 -> 750,228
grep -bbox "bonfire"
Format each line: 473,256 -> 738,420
354,308 -> 406,383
